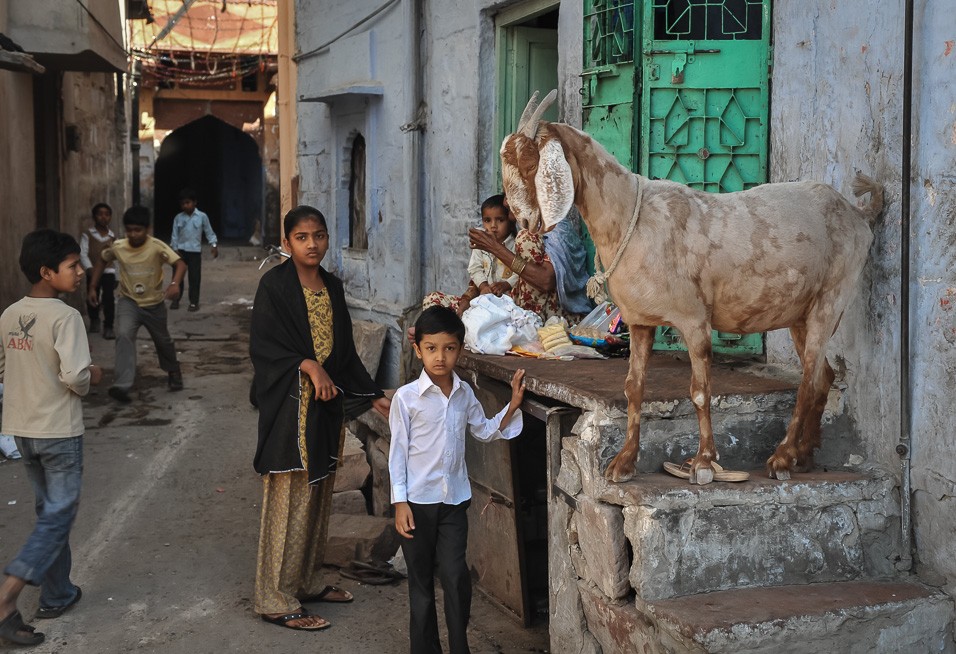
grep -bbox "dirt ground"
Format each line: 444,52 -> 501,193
0,246 -> 549,653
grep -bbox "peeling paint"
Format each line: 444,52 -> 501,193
945,40 -> 954,56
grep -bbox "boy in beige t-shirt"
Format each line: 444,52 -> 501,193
88,206 -> 186,403
0,229 -> 103,646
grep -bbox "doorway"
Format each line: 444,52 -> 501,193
153,115 -> 263,242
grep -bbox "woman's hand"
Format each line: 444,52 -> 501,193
455,296 -> 471,317
394,502 -> 415,539
469,227 -> 509,258
372,396 -> 391,419
300,359 -> 338,401
490,281 -> 511,297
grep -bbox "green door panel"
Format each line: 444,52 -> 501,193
583,0 -> 771,356
498,27 -> 559,149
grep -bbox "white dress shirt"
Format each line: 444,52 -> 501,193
389,369 -> 523,505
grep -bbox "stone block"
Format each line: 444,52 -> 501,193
578,582 -> 656,654
324,513 -> 401,568
332,489 -> 367,515
555,446 -> 582,497
548,498 -> 590,654
367,437 -> 392,517
333,432 -> 370,492
352,319 -> 387,379
619,470 -> 901,600
575,497 -> 630,600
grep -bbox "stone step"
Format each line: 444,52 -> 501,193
579,580 -> 955,653
562,451 -> 901,600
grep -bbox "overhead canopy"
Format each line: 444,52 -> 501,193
129,0 -> 278,55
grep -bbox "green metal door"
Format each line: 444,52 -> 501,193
582,0 -> 771,355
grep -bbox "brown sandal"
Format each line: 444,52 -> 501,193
663,459 -> 750,483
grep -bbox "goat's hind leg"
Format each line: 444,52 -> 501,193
605,325 -> 655,482
768,316 -> 836,479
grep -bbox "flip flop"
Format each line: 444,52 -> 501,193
36,586 -> 82,619
339,567 -> 398,586
300,585 -> 353,603
0,610 -> 45,645
663,459 -> 750,483
260,609 -> 330,631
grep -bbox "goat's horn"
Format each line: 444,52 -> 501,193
516,90 -> 540,134
521,89 -> 557,138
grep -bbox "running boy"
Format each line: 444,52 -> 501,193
88,206 -> 186,403
169,188 -> 218,312
389,306 -> 525,654
0,230 -> 102,647
79,202 -> 117,339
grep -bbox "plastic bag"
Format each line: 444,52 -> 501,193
462,294 -> 543,356
570,301 -> 620,340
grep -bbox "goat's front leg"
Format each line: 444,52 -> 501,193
683,324 -> 717,485
605,325 -> 655,482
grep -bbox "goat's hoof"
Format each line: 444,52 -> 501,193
604,456 -> 637,483
690,466 -> 714,485
769,468 -> 792,481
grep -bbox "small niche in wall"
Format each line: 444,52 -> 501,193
348,133 -> 368,250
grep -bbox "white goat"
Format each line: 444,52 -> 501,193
501,91 -> 883,484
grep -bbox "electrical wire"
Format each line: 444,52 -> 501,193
292,0 -> 400,62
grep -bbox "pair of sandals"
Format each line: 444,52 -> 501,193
260,585 -> 353,632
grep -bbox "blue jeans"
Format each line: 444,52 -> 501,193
4,436 -> 83,608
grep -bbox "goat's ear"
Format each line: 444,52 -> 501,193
534,138 -> 574,231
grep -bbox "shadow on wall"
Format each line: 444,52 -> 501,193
153,115 -> 263,242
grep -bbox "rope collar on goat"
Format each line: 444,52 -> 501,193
586,176 -> 644,303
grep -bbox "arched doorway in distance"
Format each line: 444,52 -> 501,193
153,115 -> 263,243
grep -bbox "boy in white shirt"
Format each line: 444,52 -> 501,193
0,230 -> 103,646
389,306 -> 525,654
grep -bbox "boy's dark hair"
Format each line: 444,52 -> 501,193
283,205 -> 328,239
19,229 -> 81,284
179,187 -> 197,202
480,194 -> 506,213
91,202 -> 112,218
414,306 -> 466,345
123,205 -> 151,228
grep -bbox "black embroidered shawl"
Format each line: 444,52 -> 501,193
250,260 -> 383,483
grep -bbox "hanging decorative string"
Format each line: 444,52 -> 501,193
586,176 -> 644,304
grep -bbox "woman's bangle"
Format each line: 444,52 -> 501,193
511,255 -> 528,275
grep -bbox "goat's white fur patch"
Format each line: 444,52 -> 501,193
535,139 -> 574,230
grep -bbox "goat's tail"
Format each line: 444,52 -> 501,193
851,172 -> 884,225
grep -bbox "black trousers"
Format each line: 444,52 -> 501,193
86,271 -> 116,328
176,250 -> 202,305
401,500 -> 472,654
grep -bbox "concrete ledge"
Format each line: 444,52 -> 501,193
645,580 -> 956,654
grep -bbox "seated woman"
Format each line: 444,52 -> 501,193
467,199 -> 593,322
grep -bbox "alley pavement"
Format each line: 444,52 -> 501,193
0,245 -> 548,653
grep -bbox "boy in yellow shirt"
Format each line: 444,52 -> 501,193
89,206 -> 186,402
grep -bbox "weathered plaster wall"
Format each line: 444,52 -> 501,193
770,0 -> 956,600
908,1 -> 956,600
0,68 -> 37,309
768,2 -> 904,470
61,71 -> 130,242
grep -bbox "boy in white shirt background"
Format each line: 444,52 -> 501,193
388,306 -> 525,654
169,188 -> 218,312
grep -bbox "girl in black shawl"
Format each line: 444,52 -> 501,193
250,206 -> 389,631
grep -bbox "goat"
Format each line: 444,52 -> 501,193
500,91 -> 884,484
